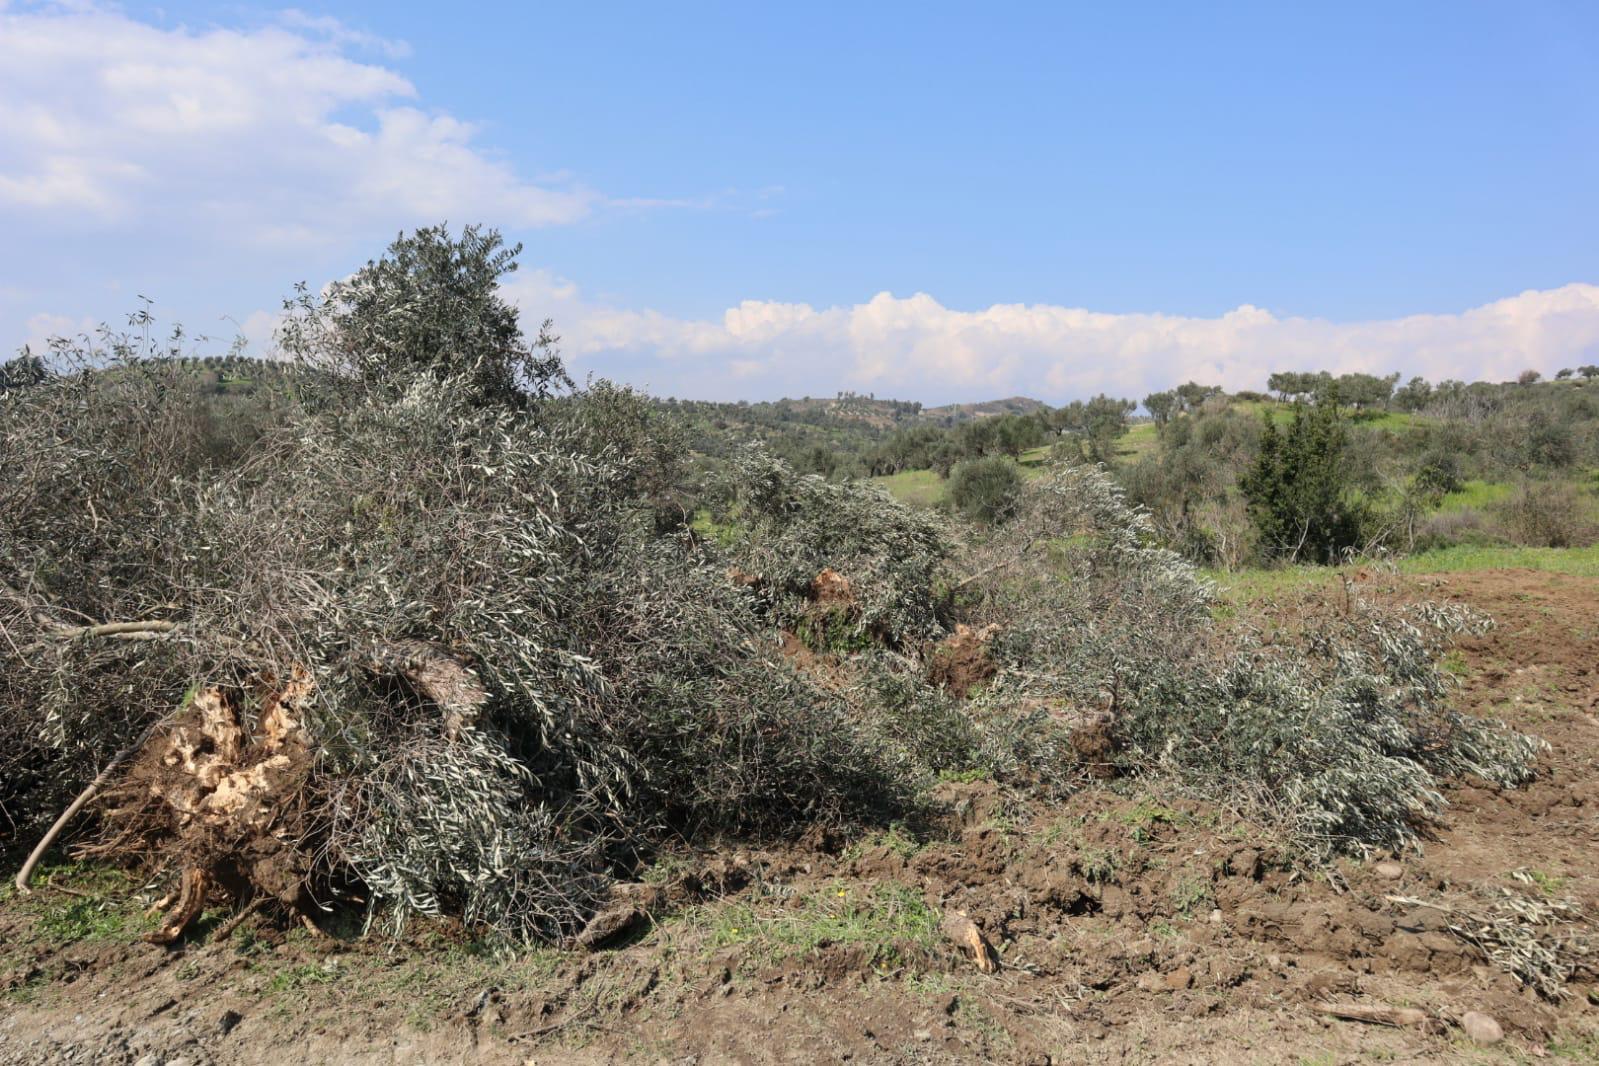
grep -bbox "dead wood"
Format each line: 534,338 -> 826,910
941,910 -> 999,973
368,639 -> 489,737
1314,1002 -> 1434,1029
145,867 -> 210,944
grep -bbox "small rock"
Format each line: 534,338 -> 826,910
1461,1011 -> 1504,1045
1164,967 -> 1194,991
1374,861 -> 1404,880
1209,908 -> 1223,924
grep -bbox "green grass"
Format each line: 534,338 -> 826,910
702,881 -> 942,972
1115,421 -> 1160,460
1208,546 -> 1599,603
1436,479 -> 1514,512
1202,565 -> 1336,602
1397,545 -> 1599,577
7,862 -> 156,947
689,508 -> 743,548
871,467 -> 948,508
1349,409 -> 1420,431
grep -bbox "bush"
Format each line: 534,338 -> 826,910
949,455 -> 1023,525
1413,450 -> 1465,496
1241,392 -> 1366,563
1491,482 -> 1597,548
1413,507 -> 1501,551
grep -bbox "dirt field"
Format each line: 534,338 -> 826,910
2,567 -> 1596,1065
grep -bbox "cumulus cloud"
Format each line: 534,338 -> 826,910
505,273 -> 1599,403
0,3 -> 593,239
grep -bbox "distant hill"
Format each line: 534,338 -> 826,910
920,396 -> 1049,425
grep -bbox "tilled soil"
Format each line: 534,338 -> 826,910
2,567 -> 1597,1064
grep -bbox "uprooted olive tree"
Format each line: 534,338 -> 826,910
0,227 -> 907,944
0,224 -> 1546,950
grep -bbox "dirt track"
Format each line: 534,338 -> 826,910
2,568 -> 1596,1064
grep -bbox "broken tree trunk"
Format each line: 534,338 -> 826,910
368,639 -> 489,737
942,910 -> 999,973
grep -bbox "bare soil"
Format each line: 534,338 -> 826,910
3,567 -> 1597,1064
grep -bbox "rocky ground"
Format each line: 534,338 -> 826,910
2,567 -> 1597,1064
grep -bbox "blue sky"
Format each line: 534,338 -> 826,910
3,1 -> 1598,402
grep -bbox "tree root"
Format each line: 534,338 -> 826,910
145,867 -> 210,945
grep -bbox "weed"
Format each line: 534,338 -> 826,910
1075,848 -> 1120,884
700,882 -> 941,972
842,823 -> 923,863
1170,876 -> 1213,916
1515,868 -> 1568,898
268,963 -> 338,995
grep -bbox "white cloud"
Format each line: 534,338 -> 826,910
14,311 -> 94,356
504,273 -> 1599,402
0,4 -> 594,238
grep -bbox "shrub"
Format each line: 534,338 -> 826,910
1413,507 -> 1501,551
949,455 -> 1023,525
1413,450 -> 1465,496
1241,392 -> 1366,563
1491,482 -> 1597,548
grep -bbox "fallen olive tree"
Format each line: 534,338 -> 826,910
0,225 -> 1548,950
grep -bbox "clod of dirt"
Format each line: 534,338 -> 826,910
1374,861 -> 1404,880
927,623 -> 999,698
367,639 -> 488,738
1065,708 -> 1118,778
1460,1011 -> 1504,1045
576,903 -> 644,950
809,567 -> 854,606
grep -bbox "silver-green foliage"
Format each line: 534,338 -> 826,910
0,356 -> 902,942
718,448 -> 949,646
965,461 -> 1541,855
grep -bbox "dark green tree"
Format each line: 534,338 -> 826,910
1240,388 -> 1365,563
1392,375 -> 1433,412
1143,390 -> 1176,426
